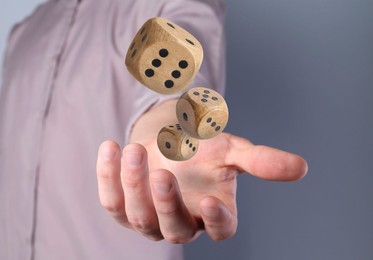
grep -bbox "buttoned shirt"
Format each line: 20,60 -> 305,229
0,0 -> 225,259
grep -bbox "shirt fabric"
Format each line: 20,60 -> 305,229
0,0 -> 226,259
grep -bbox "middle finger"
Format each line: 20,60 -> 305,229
121,144 -> 162,240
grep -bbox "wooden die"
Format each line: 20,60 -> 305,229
157,124 -> 199,161
125,17 -> 203,94
176,87 -> 228,139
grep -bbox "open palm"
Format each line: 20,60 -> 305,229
97,133 -> 307,243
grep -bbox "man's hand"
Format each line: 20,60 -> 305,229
96,132 -> 307,243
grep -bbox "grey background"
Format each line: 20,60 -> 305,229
1,0 -> 45,84
186,0 -> 373,260
1,1 -> 373,260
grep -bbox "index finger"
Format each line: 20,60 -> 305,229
96,140 -> 128,226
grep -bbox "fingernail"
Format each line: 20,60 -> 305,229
153,181 -> 172,195
100,146 -> 117,161
124,152 -> 143,168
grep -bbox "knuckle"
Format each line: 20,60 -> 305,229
122,172 -> 147,189
145,233 -> 164,241
101,199 -> 124,215
98,168 -> 115,180
122,178 -> 142,189
157,204 -> 179,217
100,200 -> 129,226
127,215 -> 157,235
163,231 -> 195,244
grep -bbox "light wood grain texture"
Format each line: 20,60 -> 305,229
125,17 -> 203,94
176,87 -> 228,139
157,124 -> 199,161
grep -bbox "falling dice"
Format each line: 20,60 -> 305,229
157,124 -> 199,161
125,17 -> 203,94
176,87 -> 229,139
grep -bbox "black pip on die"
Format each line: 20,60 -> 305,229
157,124 -> 199,161
176,87 -> 229,139
125,17 -> 203,94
